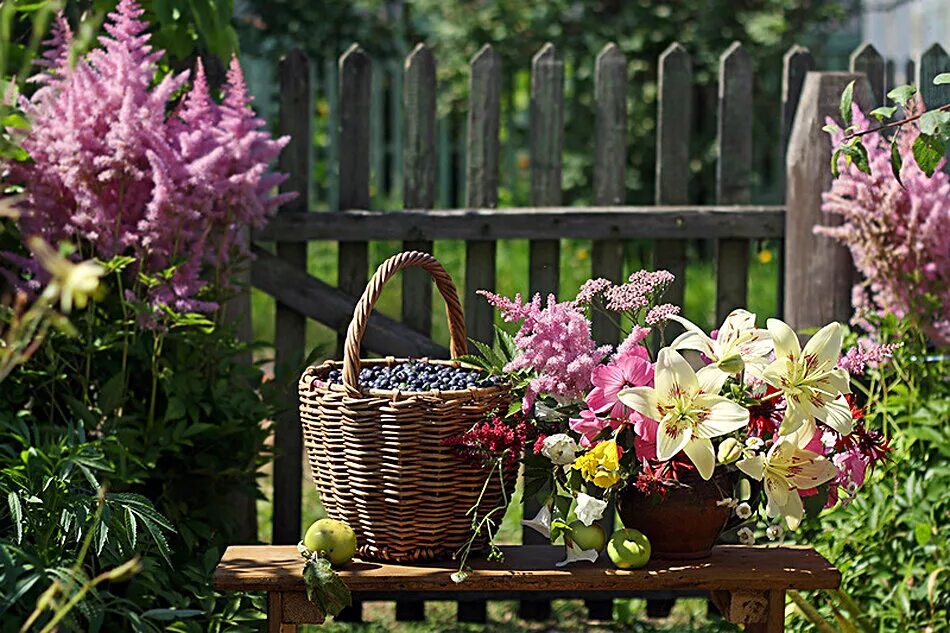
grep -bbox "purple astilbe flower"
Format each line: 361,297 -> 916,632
819,104 -> 950,346
838,338 -> 902,376
9,0 -> 292,315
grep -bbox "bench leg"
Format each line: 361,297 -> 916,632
712,589 -> 784,633
267,592 -> 298,633
745,590 -> 785,633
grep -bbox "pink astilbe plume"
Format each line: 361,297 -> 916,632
9,1 -> 292,315
819,104 -> 950,345
480,291 -> 611,410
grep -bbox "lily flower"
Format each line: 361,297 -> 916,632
618,349 -> 750,480
757,319 -> 853,436
668,309 -> 772,375
737,427 -> 837,530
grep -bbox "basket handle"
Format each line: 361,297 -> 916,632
343,251 -> 468,394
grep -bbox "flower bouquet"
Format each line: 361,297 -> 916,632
450,270 -> 895,575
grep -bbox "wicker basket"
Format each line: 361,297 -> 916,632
299,251 -> 512,562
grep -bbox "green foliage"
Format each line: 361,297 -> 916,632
792,321 -> 949,632
832,75 -> 950,180
0,260 -> 274,630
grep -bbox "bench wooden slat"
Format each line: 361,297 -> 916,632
214,544 -> 840,594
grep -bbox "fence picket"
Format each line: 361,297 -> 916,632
520,42 -> 564,623
715,42 -> 753,324
401,44 -> 437,340
273,49 -> 310,548
653,42 -> 692,315
334,45 -> 371,624
850,43 -> 885,106
779,45 -> 814,320
586,41 -> 628,622
464,45 -> 502,354
337,45 -> 372,364
917,44 -> 950,113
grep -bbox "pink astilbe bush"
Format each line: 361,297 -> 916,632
478,291 -> 611,410
9,0 -> 292,313
819,105 -> 950,345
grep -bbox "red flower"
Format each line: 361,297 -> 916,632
444,413 -> 536,469
747,386 -> 785,438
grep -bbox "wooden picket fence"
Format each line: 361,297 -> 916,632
245,39 -> 950,624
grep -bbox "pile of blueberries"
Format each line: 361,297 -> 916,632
323,361 -> 503,392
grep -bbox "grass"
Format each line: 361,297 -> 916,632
251,239 -> 779,630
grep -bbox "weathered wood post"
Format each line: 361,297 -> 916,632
272,49 -> 311,547
785,72 -> 873,330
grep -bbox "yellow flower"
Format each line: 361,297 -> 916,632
573,439 -> 622,489
758,248 -> 773,264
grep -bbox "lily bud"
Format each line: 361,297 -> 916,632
716,352 -> 745,375
717,437 -> 743,464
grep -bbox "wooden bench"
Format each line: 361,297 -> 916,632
213,544 -> 840,632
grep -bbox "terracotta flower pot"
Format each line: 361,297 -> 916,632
616,468 -> 737,560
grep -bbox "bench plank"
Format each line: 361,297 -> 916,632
214,544 -> 840,594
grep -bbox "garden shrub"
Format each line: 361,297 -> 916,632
0,0 -> 288,629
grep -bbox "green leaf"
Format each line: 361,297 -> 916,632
912,133 -> 946,177
822,123 -> 840,134
891,142 -> 903,185
831,147 -> 842,178
918,110 -> 950,136
1,113 -> 29,129
302,558 -> 352,617
914,522 -> 932,547
99,372 -> 125,416
868,106 -> 897,121
934,73 -> 950,85
7,492 -> 22,544
886,83 -> 917,104
840,80 -> 855,125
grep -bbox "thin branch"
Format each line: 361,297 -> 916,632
843,102 -> 950,140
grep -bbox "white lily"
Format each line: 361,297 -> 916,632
555,542 -> 600,568
574,492 -> 608,527
668,309 -> 772,375
757,319 -> 853,436
736,428 -> 837,530
522,504 -> 552,538
618,348 -> 750,480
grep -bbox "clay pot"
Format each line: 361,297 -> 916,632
616,468 -> 737,560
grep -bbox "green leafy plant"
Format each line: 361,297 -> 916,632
831,73 -> 950,179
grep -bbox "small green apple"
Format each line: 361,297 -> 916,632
607,528 -> 651,569
303,518 -> 357,566
569,521 -> 606,551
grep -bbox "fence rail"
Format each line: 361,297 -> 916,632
249,36 -> 950,624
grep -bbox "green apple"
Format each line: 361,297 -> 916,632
569,521 -> 606,551
303,518 -> 357,566
607,528 -> 651,569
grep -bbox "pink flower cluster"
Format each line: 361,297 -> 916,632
569,342 -> 656,452
9,1 -> 292,313
574,270 -> 675,317
479,291 -> 610,410
837,338 -> 902,376
819,105 -> 949,345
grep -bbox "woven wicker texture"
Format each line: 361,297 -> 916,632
300,251 -> 512,562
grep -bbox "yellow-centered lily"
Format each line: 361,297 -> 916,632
736,427 -> 837,530
618,348 -> 749,480
757,319 -> 853,436
668,309 -> 772,375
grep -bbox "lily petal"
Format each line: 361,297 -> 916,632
617,387 -> 660,420
693,396 -> 750,438
683,438 -> 716,480
820,394 -> 854,436
696,365 -> 730,396
655,348 -> 698,398
656,419 -> 691,461
802,321 -> 843,370
781,491 -> 805,531
737,455 -> 765,480
718,309 -> 757,345
767,318 -> 801,362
